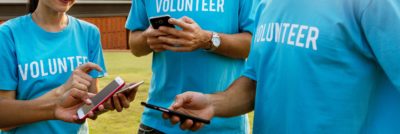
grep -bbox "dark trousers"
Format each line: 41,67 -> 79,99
138,124 -> 165,134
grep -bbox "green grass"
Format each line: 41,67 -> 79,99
89,51 -> 254,134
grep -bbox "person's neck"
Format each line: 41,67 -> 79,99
32,5 -> 68,32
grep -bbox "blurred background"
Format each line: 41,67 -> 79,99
0,0 -> 131,50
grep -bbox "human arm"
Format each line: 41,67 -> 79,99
157,0 -> 254,59
361,0 -> 400,90
158,17 -> 252,59
128,30 -> 152,57
0,63 -> 102,130
162,77 -> 256,131
0,88 -> 93,128
126,0 -> 171,56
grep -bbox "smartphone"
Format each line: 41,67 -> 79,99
149,15 -> 175,29
115,80 -> 144,94
77,77 -> 125,119
141,102 -> 211,124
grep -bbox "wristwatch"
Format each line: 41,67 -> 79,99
206,32 -> 221,51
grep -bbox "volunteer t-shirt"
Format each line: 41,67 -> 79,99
363,78 -> 400,134
0,14 -> 107,134
243,0 -> 400,133
126,0 -> 255,133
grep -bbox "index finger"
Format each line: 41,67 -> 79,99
168,18 -> 193,31
69,88 -> 92,105
78,62 -> 103,73
158,27 -> 193,40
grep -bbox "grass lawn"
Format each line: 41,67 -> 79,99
89,51 -> 253,134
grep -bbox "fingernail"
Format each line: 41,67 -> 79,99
86,99 -> 92,104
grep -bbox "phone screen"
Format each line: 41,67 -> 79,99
141,102 -> 211,124
80,79 -> 124,117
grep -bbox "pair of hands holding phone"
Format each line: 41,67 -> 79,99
144,16 -> 215,131
144,16 -> 212,52
53,63 -> 138,123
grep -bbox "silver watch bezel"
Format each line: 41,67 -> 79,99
209,32 -> 221,51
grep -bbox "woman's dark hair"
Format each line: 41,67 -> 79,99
28,0 -> 39,13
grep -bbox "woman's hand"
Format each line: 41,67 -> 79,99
54,88 -> 95,123
101,82 -> 140,112
54,62 -> 103,121
59,63 -> 103,95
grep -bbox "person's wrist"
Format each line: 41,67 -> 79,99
51,100 -> 58,120
201,30 -> 213,49
31,88 -> 63,121
51,86 -> 69,120
205,94 -> 216,117
35,96 -> 58,120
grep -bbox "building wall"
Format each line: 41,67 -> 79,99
0,2 -> 131,50
0,17 -> 128,49
81,17 -> 128,49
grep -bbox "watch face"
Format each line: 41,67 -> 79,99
212,37 -> 221,47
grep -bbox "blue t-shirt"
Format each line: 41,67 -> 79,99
363,77 -> 400,134
126,0 -> 255,133
243,0 -> 400,133
0,14 -> 107,134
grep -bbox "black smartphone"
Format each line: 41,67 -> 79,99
141,102 -> 211,124
149,15 -> 175,29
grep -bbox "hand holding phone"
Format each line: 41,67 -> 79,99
77,77 -> 125,119
141,102 -> 211,124
150,15 -> 175,29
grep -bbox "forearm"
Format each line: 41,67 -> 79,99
209,77 -> 256,117
0,87 -> 61,129
129,31 -> 153,57
0,98 -> 55,128
212,32 -> 252,59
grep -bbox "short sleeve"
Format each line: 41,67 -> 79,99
0,26 -> 18,90
242,40 -> 258,81
361,0 -> 400,90
125,0 -> 150,31
238,0 -> 257,34
88,27 -> 107,78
